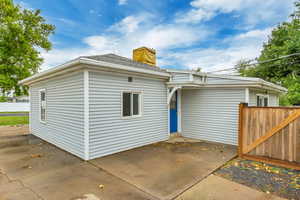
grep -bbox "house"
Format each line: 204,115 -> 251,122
19,47 -> 287,160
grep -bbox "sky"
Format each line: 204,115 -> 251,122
16,0 -> 295,72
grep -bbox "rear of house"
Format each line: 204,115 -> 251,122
20,47 -> 287,160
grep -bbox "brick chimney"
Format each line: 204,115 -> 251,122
133,47 -> 156,66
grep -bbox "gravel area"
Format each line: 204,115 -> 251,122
215,158 -> 300,200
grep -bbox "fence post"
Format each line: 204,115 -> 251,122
238,103 -> 247,157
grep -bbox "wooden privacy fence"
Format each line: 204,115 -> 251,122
238,103 -> 300,170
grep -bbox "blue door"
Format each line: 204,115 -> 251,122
170,91 -> 178,133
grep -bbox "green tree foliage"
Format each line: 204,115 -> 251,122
237,1 -> 300,105
0,0 -> 55,96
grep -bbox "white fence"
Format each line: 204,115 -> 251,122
0,103 -> 30,112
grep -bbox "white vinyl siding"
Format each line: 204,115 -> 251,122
181,88 -> 245,145
171,73 -> 190,82
30,71 -> 85,159
89,71 -> 168,159
249,89 -> 279,106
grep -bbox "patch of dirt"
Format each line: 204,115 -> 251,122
0,125 -> 29,137
215,158 -> 300,200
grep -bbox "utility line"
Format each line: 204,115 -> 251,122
207,52 -> 300,73
214,59 -> 300,76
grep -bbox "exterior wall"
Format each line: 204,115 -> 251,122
207,77 -> 253,85
181,88 -> 245,145
30,71 -> 85,159
89,71 -> 168,159
171,73 -> 190,82
193,74 -> 204,83
248,89 -> 279,106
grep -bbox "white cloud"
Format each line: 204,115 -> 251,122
40,14 -> 210,70
160,28 -> 272,71
39,1 -> 293,72
56,18 -> 76,26
176,0 -> 294,25
118,0 -> 127,5
108,15 -> 147,34
18,1 -> 33,10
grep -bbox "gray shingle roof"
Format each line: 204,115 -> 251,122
82,53 -> 167,72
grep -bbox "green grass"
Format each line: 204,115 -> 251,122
0,116 -> 29,126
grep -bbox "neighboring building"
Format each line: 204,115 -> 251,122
19,47 -> 287,160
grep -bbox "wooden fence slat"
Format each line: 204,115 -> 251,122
288,120 -> 294,162
238,103 -> 245,157
239,104 -> 300,170
243,109 -> 300,154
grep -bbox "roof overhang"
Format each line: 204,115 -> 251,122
167,82 -> 287,93
19,57 -> 171,86
166,69 -> 287,93
166,81 -> 205,89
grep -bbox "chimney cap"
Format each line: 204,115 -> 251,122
133,46 -> 156,54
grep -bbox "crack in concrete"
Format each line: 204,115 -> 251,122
87,161 -> 161,200
0,169 -> 45,200
169,155 -> 238,200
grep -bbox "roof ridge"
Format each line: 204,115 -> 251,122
82,53 -> 166,72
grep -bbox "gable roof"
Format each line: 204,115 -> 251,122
19,54 -> 171,85
82,54 -> 166,73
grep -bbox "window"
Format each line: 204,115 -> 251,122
257,94 -> 268,107
39,89 -> 46,122
122,92 -> 141,117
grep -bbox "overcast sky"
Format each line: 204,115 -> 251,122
17,0 -> 295,72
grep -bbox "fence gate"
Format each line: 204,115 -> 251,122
238,103 -> 300,170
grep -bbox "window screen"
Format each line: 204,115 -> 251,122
122,92 -> 141,117
133,93 -> 139,115
40,90 -> 46,122
123,92 -> 131,117
257,95 -> 268,107
263,97 -> 268,106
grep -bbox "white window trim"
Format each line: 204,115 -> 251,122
39,89 -> 47,124
121,91 -> 143,119
256,94 -> 269,107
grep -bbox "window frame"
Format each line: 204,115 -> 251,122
39,89 -> 47,123
121,91 -> 143,119
256,94 -> 269,107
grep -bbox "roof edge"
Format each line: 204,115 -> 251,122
19,57 -> 170,85
167,69 -> 287,93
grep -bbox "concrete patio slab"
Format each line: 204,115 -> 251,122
0,137 -> 157,200
90,139 -> 237,200
175,175 -> 285,200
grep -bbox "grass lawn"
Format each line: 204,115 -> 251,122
0,115 -> 29,126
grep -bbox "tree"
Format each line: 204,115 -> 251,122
238,1 -> 300,105
0,0 -> 55,97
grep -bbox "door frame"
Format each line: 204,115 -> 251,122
168,88 -> 181,135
